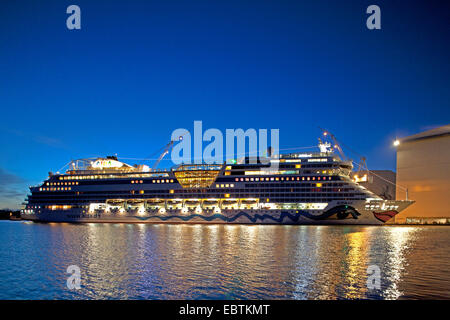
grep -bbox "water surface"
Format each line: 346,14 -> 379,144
0,221 -> 449,299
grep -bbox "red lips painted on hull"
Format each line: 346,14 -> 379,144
373,210 -> 398,223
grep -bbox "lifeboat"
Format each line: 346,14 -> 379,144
184,200 -> 201,207
166,199 -> 182,209
240,199 -> 258,204
106,199 -> 125,206
240,199 -> 258,209
221,199 -> 238,209
127,199 -> 145,208
146,199 -> 165,209
146,199 -> 165,204
203,199 -> 219,208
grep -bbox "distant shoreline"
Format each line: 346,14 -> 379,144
0,210 -> 21,220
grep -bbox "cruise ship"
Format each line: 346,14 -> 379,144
21,135 -> 414,225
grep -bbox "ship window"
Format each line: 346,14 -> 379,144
174,169 -> 220,189
139,190 -> 144,194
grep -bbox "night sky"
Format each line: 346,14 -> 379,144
0,0 -> 449,209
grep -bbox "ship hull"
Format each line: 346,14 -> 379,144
21,199 -> 413,225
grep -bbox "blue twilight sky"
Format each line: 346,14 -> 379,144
0,0 -> 449,209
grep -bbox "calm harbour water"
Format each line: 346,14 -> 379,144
0,221 -> 449,300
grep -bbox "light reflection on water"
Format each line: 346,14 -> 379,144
0,221 -> 449,300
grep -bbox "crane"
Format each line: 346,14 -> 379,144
151,136 -> 184,171
320,128 -> 374,182
320,128 -> 347,161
